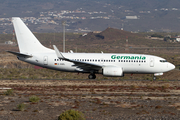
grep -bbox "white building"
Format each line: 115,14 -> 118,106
126,16 -> 138,19
5,41 -> 14,45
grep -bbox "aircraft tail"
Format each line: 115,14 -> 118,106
12,17 -> 52,54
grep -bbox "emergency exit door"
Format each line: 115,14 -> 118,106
43,56 -> 48,65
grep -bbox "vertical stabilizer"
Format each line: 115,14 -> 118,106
12,17 -> 52,54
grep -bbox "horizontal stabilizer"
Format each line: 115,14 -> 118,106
7,51 -> 32,58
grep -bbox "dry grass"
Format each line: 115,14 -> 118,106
0,80 -> 180,119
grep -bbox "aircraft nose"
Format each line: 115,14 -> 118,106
168,63 -> 175,70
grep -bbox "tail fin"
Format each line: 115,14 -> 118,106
12,17 -> 52,54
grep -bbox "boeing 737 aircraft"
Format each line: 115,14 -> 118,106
8,17 -> 175,80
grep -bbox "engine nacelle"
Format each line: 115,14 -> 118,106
103,67 -> 123,77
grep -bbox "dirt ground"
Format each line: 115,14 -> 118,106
0,80 -> 180,120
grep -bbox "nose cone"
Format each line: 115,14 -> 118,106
168,63 -> 175,70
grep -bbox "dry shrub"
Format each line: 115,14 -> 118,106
4,89 -> 13,96
29,95 -> 40,103
58,109 -> 85,120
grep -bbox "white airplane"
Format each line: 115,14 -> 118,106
8,17 -> 175,80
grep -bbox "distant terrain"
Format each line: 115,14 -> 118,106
1,0 -> 180,33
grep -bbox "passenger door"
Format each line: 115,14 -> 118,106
150,58 -> 154,67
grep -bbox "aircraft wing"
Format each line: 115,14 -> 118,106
53,45 -> 102,71
7,51 -> 32,58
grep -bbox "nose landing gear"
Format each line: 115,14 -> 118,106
153,76 -> 156,80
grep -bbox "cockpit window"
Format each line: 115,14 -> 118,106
160,60 -> 167,63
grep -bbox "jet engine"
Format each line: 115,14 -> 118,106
103,67 -> 123,77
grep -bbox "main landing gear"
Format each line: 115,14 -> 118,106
88,74 -> 96,79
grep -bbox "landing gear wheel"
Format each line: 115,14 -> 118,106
88,74 -> 96,79
153,76 -> 156,80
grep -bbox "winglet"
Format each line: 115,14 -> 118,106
53,45 -> 64,59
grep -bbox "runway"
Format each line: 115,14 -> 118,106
0,78 -> 180,81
